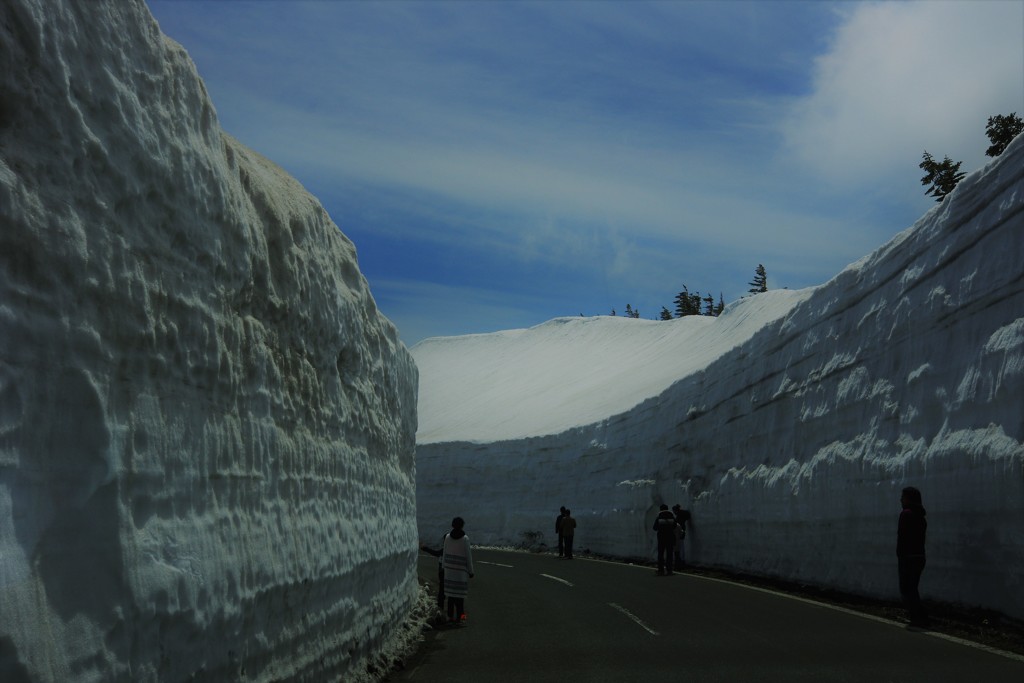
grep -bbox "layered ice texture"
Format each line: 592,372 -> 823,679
0,1 -> 417,680
415,136 -> 1024,619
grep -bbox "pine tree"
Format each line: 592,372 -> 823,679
674,286 -> 696,317
919,151 -> 965,202
676,286 -> 704,316
748,264 -> 767,294
659,306 -> 673,320
985,113 -> 1024,157
673,286 -> 727,316
624,304 -> 640,319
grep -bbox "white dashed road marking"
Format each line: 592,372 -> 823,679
540,573 -> 574,587
609,602 -> 659,636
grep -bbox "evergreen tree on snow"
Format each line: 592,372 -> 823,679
674,286 -> 698,317
715,293 -> 725,316
660,306 -> 673,320
748,264 -> 767,294
919,151 -> 965,202
985,113 -> 1024,158
703,293 -> 714,316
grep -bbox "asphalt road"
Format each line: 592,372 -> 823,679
389,549 -> 1024,682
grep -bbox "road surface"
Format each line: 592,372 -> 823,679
389,549 -> 1024,682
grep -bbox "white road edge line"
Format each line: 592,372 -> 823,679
609,602 -> 659,636
478,561 -> 514,568
688,573 -> 1024,664
540,573 -> 574,587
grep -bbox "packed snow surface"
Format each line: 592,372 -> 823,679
414,290 -> 812,444
415,134 -> 1024,619
0,1 -> 417,681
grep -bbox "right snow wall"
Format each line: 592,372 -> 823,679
416,134 -> 1024,620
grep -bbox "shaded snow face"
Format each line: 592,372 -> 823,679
414,136 -> 1024,619
0,1 -> 417,680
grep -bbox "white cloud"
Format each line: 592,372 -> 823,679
782,1 -> 1024,186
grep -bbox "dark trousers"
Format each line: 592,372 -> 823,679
898,556 -> 927,621
657,541 -> 675,574
558,533 -> 564,556
447,596 -> 465,620
564,535 -> 574,559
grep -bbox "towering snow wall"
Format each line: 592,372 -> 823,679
415,135 -> 1024,619
0,1 -> 418,681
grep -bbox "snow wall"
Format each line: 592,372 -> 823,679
0,1 -> 418,681
415,135 -> 1024,619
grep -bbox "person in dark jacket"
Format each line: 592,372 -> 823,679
556,506 -> 567,557
561,508 -> 577,559
653,504 -> 678,575
897,486 -> 928,626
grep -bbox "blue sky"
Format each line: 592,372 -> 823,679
146,0 -> 1023,347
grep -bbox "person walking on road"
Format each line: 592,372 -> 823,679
561,508 -> 577,559
443,517 -> 475,624
556,506 -> 567,557
653,504 -> 678,575
897,486 -> 928,626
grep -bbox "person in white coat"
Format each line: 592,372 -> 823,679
442,517 -> 475,623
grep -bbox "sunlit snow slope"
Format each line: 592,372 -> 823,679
0,1 -> 417,681
415,135 -> 1024,619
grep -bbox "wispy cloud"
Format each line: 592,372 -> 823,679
149,0 -> 1023,345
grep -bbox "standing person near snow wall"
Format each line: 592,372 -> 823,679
561,508 -> 577,559
672,504 -> 690,567
653,504 -> 677,575
442,517 -> 475,624
897,486 -> 928,626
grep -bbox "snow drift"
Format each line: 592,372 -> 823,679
415,136 -> 1024,619
0,1 -> 417,681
